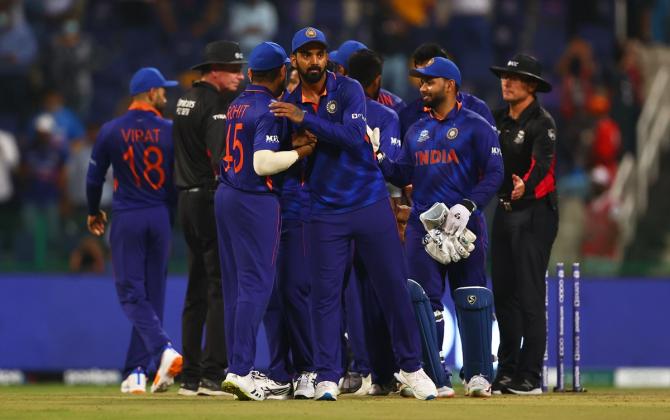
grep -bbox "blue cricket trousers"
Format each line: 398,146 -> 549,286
263,218 -> 314,382
310,198 -> 422,383
110,206 -> 171,377
214,183 -> 281,376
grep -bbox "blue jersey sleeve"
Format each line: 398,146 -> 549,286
379,130 -> 413,188
254,111 -> 284,153
300,81 -> 367,153
86,123 -> 112,214
468,121 -> 504,209
378,109 -> 402,161
460,93 -> 495,127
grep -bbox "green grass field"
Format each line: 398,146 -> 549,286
2,385 -> 670,419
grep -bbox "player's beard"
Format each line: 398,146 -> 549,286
422,91 -> 446,110
299,64 -> 325,84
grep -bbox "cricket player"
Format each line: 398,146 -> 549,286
214,41 -> 315,401
330,40 -> 406,114
345,48 -> 406,395
399,43 -> 495,138
378,58 -> 504,397
330,40 -> 408,394
270,27 -> 437,401
260,72 -> 318,400
86,67 -> 182,394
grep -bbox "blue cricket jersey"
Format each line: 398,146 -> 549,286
285,71 -> 388,214
218,84 -> 290,194
380,103 -> 504,219
366,97 -> 402,161
378,88 -> 407,114
399,91 -> 495,138
86,102 -> 175,214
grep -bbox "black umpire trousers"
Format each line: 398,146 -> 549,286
491,196 -> 558,384
179,189 -> 227,383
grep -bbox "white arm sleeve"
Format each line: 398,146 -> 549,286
253,149 -> 300,176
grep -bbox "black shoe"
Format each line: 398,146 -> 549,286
339,371 -> 363,394
178,379 -> 199,396
507,378 -> 542,395
198,377 -> 227,396
492,374 -> 514,395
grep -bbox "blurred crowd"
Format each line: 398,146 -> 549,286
0,0 -> 668,273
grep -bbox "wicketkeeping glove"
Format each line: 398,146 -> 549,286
366,125 -> 381,153
422,229 -> 451,265
444,203 -> 471,237
419,202 -> 449,232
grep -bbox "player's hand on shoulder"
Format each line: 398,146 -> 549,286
87,210 -> 108,237
270,101 -> 305,124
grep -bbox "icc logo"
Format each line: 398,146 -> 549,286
467,295 -> 477,305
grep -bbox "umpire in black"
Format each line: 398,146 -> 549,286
489,54 -> 558,395
173,41 -> 245,395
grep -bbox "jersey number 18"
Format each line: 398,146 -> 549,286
122,145 -> 165,190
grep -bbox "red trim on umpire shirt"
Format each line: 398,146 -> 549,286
523,156 -> 556,199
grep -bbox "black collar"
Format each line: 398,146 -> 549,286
193,80 -> 220,93
504,98 -> 540,125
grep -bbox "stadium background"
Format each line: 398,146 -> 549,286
0,0 -> 669,389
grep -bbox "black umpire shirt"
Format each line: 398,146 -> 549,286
173,81 -> 235,190
493,99 -> 557,207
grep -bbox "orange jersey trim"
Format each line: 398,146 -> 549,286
128,100 -> 162,117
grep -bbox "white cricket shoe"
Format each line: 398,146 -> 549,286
121,367 -> 146,394
294,372 -> 317,400
394,368 -> 437,400
251,371 -> 291,400
314,381 -> 339,401
465,374 -> 492,398
437,385 -> 456,398
222,372 -> 265,401
353,374 -> 372,396
151,345 -> 183,393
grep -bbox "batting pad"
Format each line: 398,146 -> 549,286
454,286 -> 494,381
407,279 -> 448,388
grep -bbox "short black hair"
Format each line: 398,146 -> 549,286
411,43 -> 449,66
250,66 -> 283,83
348,49 -> 383,89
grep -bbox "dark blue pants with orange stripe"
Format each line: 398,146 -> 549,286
111,206 -> 172,378
214,183 -> 281,376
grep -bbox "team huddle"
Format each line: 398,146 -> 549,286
86,25 -> 557,401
